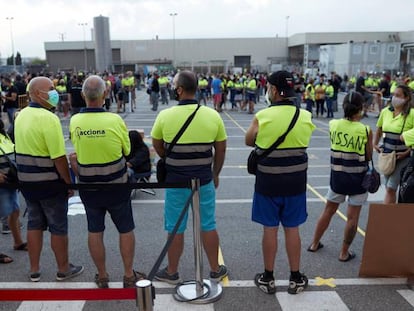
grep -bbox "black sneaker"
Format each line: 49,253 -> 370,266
254,273 -> 276,294
2,223 -> 11,234
154,267 -> 182,285
210,265 -> 228,282
29,271 -> 41,282
56,264 -> 84,281
288,273 -> 308,294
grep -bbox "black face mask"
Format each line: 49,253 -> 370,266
173,88 -> 180,101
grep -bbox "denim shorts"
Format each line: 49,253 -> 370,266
164,181 -> 216,234
252,191 -> 307,228
384,157 -> 410,190
0,189 -> 19,218
326,188 -> 368,206
83,198 -> 135,234
26,192 -> 68,235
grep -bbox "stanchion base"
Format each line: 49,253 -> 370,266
173,279 -> 222,304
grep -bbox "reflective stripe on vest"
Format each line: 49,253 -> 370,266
0,154 -> 12,175
16,153 -> 58,182
383,131 -> 408,152
78,157 -> 127,183
166,142 -> 213,174
257,148 -> 307,175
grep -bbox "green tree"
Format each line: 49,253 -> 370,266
6,55 -> 14,65
16,52 -> 22,65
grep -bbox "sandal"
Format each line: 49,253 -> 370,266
307,242 -> 324,253
0,253 -> 13,264
94,274 -> 109,289
123,270 -> 147,288
14,242 -> 28,251
339,251 -> 356,262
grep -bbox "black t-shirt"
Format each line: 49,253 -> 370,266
14,81 -> 27,96
355,76 -> 366,95
379,80 -> 390,97
4,85 -> 18,109
68,82 -> 86,108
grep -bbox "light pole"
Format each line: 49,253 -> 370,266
6,17 -> 15,70
169,13 -> 177,68
285,16 -> 290,39
78,22 -> 88,72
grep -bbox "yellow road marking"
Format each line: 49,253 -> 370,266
224,111 -> 248,133
315,276 -> 337,288
306,184 -> 366,237
218,247 -> 229,286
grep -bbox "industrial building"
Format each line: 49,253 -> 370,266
44,15 -> 414,76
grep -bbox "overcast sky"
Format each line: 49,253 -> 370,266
1,0 -> 413,59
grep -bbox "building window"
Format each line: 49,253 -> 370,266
387,45 -> 396,54
370,45 -> 379,54
353,45 -> 362,55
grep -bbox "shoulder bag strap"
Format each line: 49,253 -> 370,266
365,126 -> 375,168
0,145 -> 15,169
165,104 -> 201,156
260,107 -> 300,158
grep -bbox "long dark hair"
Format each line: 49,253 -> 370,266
343,91 -> 364,119
126,130 -> 147,160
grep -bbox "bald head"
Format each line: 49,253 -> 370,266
173,70 -> 198,97
82,75 -> 106,107
28,77 -> 55,108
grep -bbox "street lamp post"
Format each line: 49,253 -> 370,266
169,13 -> 178,68
78,22 -> 88,72
6,17 -> 15,71
285,16 -> 290,66
285,16 -> 290,38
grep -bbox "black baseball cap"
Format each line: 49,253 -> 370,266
267,71 -> 296,98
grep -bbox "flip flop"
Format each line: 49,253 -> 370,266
0,253 -> 13,264
307,242 -> 324,252
14,242 -> 28,251
339,251 -> 356,262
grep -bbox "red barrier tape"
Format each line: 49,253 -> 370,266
0,288 -> 137,301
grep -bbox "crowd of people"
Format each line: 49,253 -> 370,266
0,67 -> 413,298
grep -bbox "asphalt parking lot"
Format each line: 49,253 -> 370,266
0,90 -> 413,311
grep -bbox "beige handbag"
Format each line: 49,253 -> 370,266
377,151 -> 396,176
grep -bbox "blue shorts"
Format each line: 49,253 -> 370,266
83,197 -> 134,234
0,188 -> 19,217
0,189 -> 19,218
165,181 -> 216,234
26,192 -> 68,235
247,92 -> 256,102
252,192 -> 307,228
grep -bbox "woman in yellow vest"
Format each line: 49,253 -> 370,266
0,119 -> 27,260
373,85 -> 414,203
314,81 -> 326,117
304,79 -> 315,115
309,91 -> 372,262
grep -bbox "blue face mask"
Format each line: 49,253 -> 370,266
41,89 -> 60,107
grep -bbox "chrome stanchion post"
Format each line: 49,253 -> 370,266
174,178 -> 222,304
136,279 -> 154,311
192,178 -> 204,296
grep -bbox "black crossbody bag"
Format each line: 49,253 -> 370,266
0,146 -> 18,183
247,107 -> 300,175
156,105 -> 201,182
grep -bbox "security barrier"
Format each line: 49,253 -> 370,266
0,178 -> 222,310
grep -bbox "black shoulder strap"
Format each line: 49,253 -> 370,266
260,107 -> 300,158
0,146 -> 15,168
165,105 -> 201,155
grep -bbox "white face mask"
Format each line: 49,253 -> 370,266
391,96 -> 406,108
